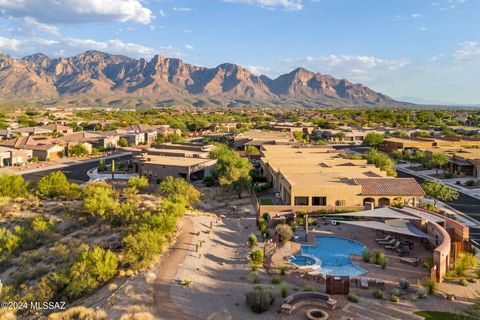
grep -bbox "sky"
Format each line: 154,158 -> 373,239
0,0 -> 479,104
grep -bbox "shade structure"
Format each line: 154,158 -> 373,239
330,207 -> 421,220
339,219 -> 433,239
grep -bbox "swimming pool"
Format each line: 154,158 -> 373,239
295,235 -> 366,277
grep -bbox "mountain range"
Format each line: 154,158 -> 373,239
0,50 -> 406,108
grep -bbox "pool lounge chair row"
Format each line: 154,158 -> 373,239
376,236 -> 410,256
350,277 -> 385,289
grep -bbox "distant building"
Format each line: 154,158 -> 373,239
233,130 -> 296,149
0,136 -> 65,161
0,147 -> 32,166
133,143 -> 216,182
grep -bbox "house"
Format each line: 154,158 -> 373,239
258,145 -> 425,213
61,131 -> 122,150
40,123 -> 73,135
0,136 -> 65,161
155,124 -> 182,136
233,130 -> 296,149
133,143 -> 217,182
0,147 -> 32,166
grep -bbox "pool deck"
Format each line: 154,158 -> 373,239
273,222 -> 431,287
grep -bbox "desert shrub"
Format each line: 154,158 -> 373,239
180,279 -> 193,286
278,265 -> 288,276
36,172 -> 80,199
280,284 -> 289,298
245,286 -> 275,313
461,279 -> 469,286
362,248 -> 371,263
399,278 -> 410,291
203,176 -> 215,187
422,256 -> 434,269
410,294 -> 418,301
248,271 -> 261,284
258,219 -> 267,233
275,224 -> 293,244
158,176 -> 200,206
416,288 -> 427,298
65,247 -> 118,299
82,182 -> 118,217
347,293 -> 360,303
390,295 -> 400,303
0,174 -> 29,198
271,276 -> 281,284
122,228 -> 165,270
127,176 -> 149,192
250,250 -> 264,265
465,180 -> 476,187
378,254 -> 388,269
373,289 -> 384,299
468,277 -> 477,283
248,233 -> 257,247
48,306 -> 107,320
423,277 -> 438,294
303,285 -> 315,292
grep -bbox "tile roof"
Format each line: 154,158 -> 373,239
353,178 -> 426,196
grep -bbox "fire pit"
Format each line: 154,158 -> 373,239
306,308 -> 329,320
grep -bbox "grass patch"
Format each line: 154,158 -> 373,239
259,198 -> 274,205
413,311 -> 469,320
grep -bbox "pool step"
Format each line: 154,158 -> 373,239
343,302 -> 424,320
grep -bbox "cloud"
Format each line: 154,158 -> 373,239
6,16 -> 59,36
394,13 -> 422,21
184,44 -> 194,50
172,7 -> 192,12
0,0 -> 153,24
158,9 -> 166,17
223,0 -> 303,11
246,65 -> 275,75
453,41 -> 480,62
0,36 -> 156,58
276,54 -> 410,82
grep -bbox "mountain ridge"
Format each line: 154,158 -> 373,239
0,50 -> 403,108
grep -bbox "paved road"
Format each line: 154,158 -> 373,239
21,154 -> 133,184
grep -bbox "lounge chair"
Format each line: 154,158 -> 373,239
400,257 -> 421,267
360,277 -> 369,289
378,238 -> 396,245
396,246 -> 410,257
385,241 -> 400,250
375,235 -> 391,243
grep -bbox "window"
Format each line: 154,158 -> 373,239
312,197 -> 327,206
294,196 -> 309,206
335,200 -> 346,206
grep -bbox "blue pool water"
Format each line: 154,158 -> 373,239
296,235 -> 366,277
288,255 -> 316,266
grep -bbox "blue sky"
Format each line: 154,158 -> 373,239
0,0 -> 479,104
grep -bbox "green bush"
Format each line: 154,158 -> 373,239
83,182 -> 118,217
65,247 -> 118,299
250,250 -> 264,265
423,277 -> 438,294
0,174 -> 29,198
303,285 -> 315,292
410,294 -> 419,301
127,176 -> 149,192
280,284 -> 289,298
271,276 -> 281,284
460,279 -> 469,286
399,278 -> 410,291
36,171 -> 80,199
468,277 -> 477,283
203,176 -> 215,187
248,271 -> 261,284
347,293 -> 359,303
378,254 -> 388,269
245,286 -> 275,313
275,224 -> 293,244
248,233 -> 258,247
416,288 -> 427,298
159,176 -> 200,206
278,265 -> 288,276
390,295 -> 400,303
373,289 -> 384,299
362,248 -> 371,263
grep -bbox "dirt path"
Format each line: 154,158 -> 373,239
153,216 -> 200,320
